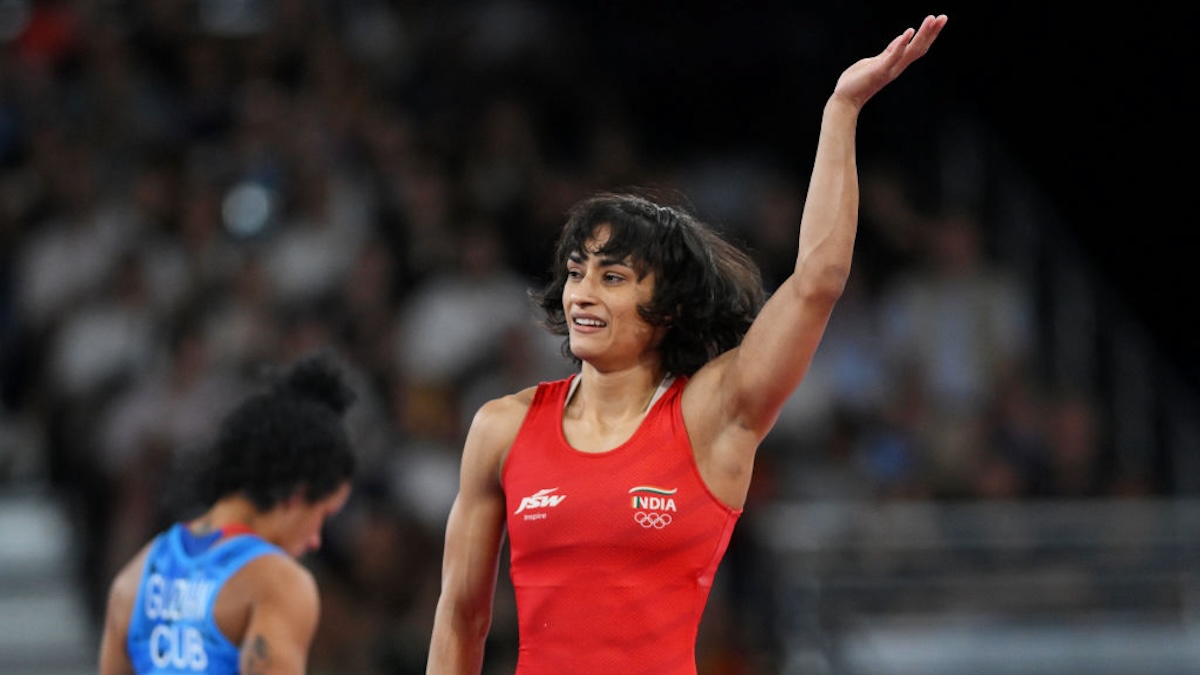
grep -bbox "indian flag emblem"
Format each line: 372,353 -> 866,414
629,486 -> 678,511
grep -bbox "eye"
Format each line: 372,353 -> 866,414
566,268 -> 582,280
604,272 -> 624,283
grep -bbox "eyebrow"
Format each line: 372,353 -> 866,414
568,251 -> 631,268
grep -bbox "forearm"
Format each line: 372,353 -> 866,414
792,12 -> 946,285
426,503 -> 502,675
426,603 -> 492,675
793,96 -> 862,292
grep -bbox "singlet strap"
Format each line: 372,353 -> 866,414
564,373 -> 675,412
220,523 -> 258,539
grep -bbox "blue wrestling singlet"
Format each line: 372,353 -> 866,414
126,523 -> 283,674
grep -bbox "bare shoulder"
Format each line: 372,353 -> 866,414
217,552 -> 318,640
220,552 -> 321,671
241,553 -> 318,602
100,541 -> 153,675
462,384 -> 538,477
106,541 -> 153,619
468,385 -> 537,445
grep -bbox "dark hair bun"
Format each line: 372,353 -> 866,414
274,349 -> 357,415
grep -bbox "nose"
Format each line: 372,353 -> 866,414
568,272 -> 597,305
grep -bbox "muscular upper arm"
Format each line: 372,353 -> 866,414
727,276 -> 840,432
237,556 -> 320,675
445,392 -> 528,599
684,279 -> 840,508
428,391 -> 528,673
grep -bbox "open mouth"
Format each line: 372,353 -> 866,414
572,316 -> 607,328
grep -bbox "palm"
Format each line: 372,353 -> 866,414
834,14 -> 948,108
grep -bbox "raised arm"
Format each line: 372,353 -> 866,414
686,15 -> 948,495
427,394 -> 524,674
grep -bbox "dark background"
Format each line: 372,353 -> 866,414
570,2 -> 1193,389
940,5 -> 1193,389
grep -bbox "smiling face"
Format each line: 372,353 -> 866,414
562,224 -> 664,370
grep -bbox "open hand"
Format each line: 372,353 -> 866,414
833,14 -> 948,110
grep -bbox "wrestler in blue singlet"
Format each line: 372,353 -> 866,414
126,523 -> 283,674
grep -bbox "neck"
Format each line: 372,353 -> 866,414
191,496 -> 268,538
568,365 -> 670,419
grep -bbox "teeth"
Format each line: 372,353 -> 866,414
574,317 -> 605,327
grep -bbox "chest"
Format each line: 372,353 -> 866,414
503,420 -> 727,567
560,414 -> 647,454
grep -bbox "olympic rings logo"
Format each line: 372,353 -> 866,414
634,511 -> 672,529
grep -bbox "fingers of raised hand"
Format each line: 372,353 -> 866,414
904,15 -> 948,60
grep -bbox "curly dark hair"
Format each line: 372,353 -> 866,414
531,191 -> 765,376
195,349 -> 357,511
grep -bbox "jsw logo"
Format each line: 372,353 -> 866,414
514,488 -> 566,514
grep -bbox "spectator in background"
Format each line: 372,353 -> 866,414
394,220 -> 542,389
1039,388 -> 1109,498
260,157 -> 375,311
879,206 -> 1034,497
13,131 -> 131,335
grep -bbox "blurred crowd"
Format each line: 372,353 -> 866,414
0,2 -> 1150,673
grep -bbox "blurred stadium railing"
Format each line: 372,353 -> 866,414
758,498 -> 1200,675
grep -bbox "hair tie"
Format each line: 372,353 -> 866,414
656,205 -> 678,229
